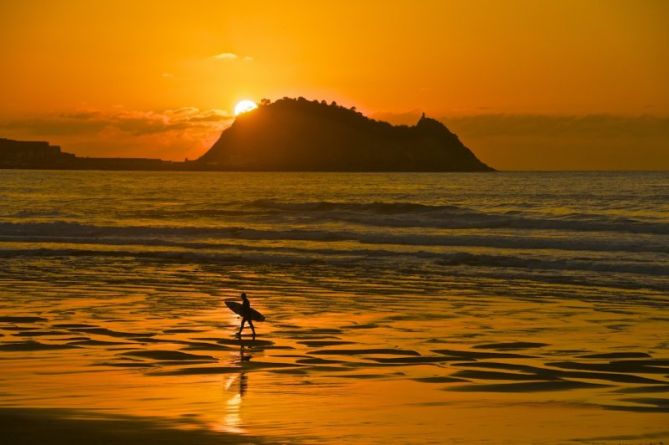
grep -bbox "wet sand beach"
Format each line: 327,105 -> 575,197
0,269 -> 668,444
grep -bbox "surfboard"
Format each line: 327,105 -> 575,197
225,300 -> 266,322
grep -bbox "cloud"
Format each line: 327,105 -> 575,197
0,107 -> 235,161
212,52 -> 239,61
372,111 -> 669,137
211,52 -> 253,62
0,108 -> 233,136
440,114 -> 669,139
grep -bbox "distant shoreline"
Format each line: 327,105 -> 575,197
0,136 -> 495,172
0,166 -> 500,173
2,167 -> 667,173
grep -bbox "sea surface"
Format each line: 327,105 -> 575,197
0,170 -> 668,444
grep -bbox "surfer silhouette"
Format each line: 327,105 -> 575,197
237,293 -> 256,338
225,292 -> 265,337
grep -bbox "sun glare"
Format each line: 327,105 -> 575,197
234,100 -> 258,116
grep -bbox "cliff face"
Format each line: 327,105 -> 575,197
198,98 -> 494,171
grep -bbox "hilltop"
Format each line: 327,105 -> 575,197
1,98 -> 494,172
197,97 -> 493,171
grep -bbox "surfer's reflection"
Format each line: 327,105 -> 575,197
238,342 -> 250,396
220,340 -> 250,433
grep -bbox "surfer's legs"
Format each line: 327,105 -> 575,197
236,318 -> 255,337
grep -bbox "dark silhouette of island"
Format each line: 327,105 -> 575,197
1,97 -> 493,171
199,97 -> 493,171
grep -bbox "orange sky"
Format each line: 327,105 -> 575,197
1,0 -> 668,169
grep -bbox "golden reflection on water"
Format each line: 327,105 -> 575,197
220,392 -> 243,434
218,343 -> 249,435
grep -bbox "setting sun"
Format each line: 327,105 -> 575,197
234,100 -> 258,116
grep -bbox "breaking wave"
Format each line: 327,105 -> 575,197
124,200 -> 669,235
0,221 -> 667,254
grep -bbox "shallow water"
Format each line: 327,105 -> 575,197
0,171 -> 668,443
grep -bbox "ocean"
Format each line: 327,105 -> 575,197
0,170 -> 667,444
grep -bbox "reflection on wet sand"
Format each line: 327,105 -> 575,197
0,263 -> 668,443
219,342 -> 250,434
